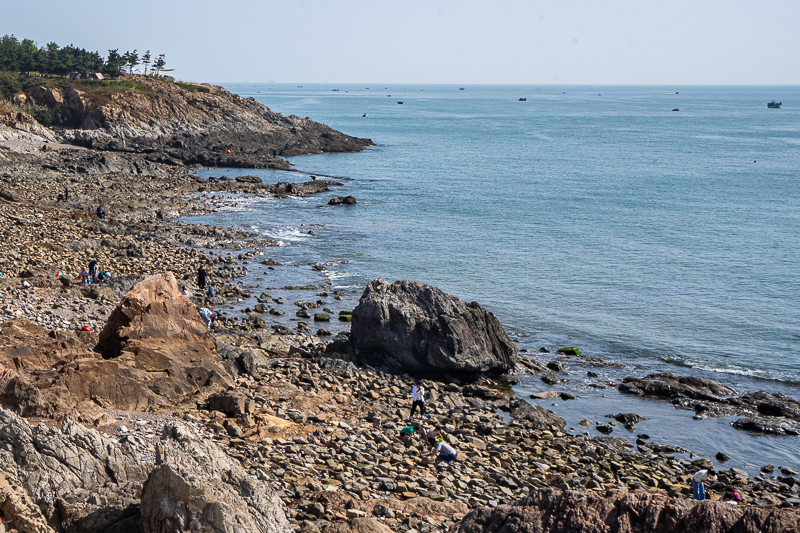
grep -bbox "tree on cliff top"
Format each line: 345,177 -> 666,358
123,49 -> 139,74
104,49 -> 125,77
152,54 -> 166,77
141,50 -> 151,75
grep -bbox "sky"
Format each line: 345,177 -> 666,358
3,0 -> 800,85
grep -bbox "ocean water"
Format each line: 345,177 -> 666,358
191,84 -> 800,472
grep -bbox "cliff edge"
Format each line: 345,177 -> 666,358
10,76 -> 373,167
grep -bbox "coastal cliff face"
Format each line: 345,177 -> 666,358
14,77 -> 373,167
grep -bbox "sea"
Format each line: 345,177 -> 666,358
188,84 -> 800,475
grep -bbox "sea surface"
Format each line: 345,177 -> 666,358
189,84 -> 800,474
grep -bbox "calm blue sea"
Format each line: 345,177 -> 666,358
192,84 -> 800,472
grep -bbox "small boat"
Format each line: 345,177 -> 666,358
459,87 -> 465,90
767,100 -> 782,109
397,101 -> 404,104
331,89 -> 339,92
518,98 -> 527,101
362,113 -> 367,117
672,108 -> 679,112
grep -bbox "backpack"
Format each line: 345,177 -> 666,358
399,426 -> 414,437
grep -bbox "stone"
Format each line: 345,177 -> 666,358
510,403 -> 565,431
557,347 -> 581,356
530,391 -> 560,400
541,374 -> 559,385
328,196 -> 358,206
207,390 -> 247,416
349,279 -> 516,375
546,361 -> 564,372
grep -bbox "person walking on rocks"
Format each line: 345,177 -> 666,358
97,205 -> 105,219
64,185 -> 69,201
692,469 -> 714,501
197,266 -> 207,290
409,380 -> 425,420
88,259 -> 98,282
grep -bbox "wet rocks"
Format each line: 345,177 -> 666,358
328,196 -> 357,206
349,279 -> 517,376
619,373 -> 738,402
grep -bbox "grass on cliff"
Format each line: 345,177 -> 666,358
174,81 -> 211,93
0,71 -> 151,101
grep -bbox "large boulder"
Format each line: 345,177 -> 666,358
140,423 -> 292,533
0,409 -> 148,532
349,279 -> 517,375
96,272 -> 231,400
457,488 -> 800,533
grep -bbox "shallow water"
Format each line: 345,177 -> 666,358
189,83 -> 800,474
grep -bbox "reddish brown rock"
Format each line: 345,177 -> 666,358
96,272 -> 231,401
457,488 -> 800,533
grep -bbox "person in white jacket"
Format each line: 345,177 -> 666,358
409,380 -> 425,419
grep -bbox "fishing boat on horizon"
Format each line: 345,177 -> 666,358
767,100 -> 782,108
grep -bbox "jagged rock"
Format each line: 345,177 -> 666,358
140,423 -> 292,533
0,409 -> 148,532
349,279 -> 517,375
619,373 -> 737,401
731,416 -> 800,435
95,272 -> 232,403
456,488 -> 800,533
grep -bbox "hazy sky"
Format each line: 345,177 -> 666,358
4,0 -> 799,85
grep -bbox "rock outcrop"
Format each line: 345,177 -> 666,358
349,279 -> 517,376
41,77 -> 373,167
140,423 -> 292,533
457,488 -> 800,533
0,409 -> 149,532
96,272 -> 231,401
620,373 -> 800,435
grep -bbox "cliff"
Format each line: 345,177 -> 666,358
10,76 -> 373,167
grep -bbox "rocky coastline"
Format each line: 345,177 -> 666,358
1,93 -> 800,532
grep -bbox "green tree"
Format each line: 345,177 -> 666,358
104,49 -> 125,77
152,53 -> 166,77
123,49 -> 139,74
141,50 -> 151,75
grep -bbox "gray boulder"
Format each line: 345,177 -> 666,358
0,409 -> 148,532
140,423 -> 292,533
349,279 -> 517,375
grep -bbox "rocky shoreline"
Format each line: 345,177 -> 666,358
1,123 -> 800,531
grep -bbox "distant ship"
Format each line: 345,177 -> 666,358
459,87 -> 465,90
397,101 -> 404,104
518,98 -> 527,101
767,101 -> 782,109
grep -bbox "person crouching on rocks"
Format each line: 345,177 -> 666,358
199,307 -> 216,329
431,438 -> 458,464
426,425 -> 444,447
692,468 -> 715,501
409,380 -> 425,420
